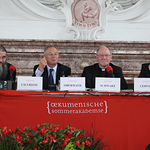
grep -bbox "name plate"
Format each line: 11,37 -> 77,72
95,77 -> 120,92
134,78 -> 150,92
60,77 -> 85,91
17,76 -> 43,91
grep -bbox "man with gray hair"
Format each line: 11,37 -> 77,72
81,45 -> 128,90
0,45 -> 16,81
32,46 -> 71,90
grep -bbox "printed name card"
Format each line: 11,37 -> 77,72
17,76 -> 43,91
134,78 -> 150,92
95,77 -> 120,92
60,77 -> 85,91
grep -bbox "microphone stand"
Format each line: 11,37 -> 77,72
109,71 -> 115,78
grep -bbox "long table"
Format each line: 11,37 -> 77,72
0,90 -> 150,150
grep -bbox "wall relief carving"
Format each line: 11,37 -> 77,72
37,0 -> 139,10
54,0 -> 122,40
72,0 -> 100,28
3,0 -> 150,41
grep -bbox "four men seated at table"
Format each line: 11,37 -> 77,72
1,44 -> 150,90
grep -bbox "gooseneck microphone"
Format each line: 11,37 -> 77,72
9,65 -> 15,81
106,66 -> 114,77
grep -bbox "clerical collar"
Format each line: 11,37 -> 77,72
102,69 -> 105,71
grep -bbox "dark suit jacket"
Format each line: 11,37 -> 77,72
138,63 -> 150,78
145,144 -> 150,150
4,63 -> 16,82
32,63 -> 71,90
81,63 -> 128,90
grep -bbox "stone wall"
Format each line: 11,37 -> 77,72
1,39 -> 150,86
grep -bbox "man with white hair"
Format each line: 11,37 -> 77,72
0,45 -> 16,81
81,45 -> 128,90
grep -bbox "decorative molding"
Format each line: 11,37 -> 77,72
108,0 -> 150,21
4,0 -> 149,22
54,0 -> 122,40
37,0 -> 139,10
1,0 -> 150,40
5,0 -> 65,20
112,0 -> 139,9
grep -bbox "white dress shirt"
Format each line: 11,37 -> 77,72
35,64 -> 58,84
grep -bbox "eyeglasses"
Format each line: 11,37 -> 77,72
0,56 -> 6,60
97,54 -> 111,58
46,53 -> 58,57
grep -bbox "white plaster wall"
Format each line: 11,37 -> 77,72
0,0 -> 150,41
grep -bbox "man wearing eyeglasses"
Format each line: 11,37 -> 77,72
81,45 -> 128,90
0,45 -> 16,81
33,46 -> 71,90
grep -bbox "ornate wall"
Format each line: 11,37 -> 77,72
1,39 -> 150,87
1,0 -> 150,41
1,1 -> 150,89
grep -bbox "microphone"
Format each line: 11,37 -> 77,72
9,65 -> 15,81
106,66 -> 114,77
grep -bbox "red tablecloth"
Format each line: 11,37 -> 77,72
0,90 -> 150,150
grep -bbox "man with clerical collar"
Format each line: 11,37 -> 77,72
0,45 -> 16,81
32,46 -> 71,90
81,45 -> 128,90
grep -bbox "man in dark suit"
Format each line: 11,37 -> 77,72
32,46 -> 71,90
0,45 -> 16,82
138,63 -> 150,77
81,45 -> 128,90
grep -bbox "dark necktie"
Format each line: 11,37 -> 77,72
49,69 -> 54,84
